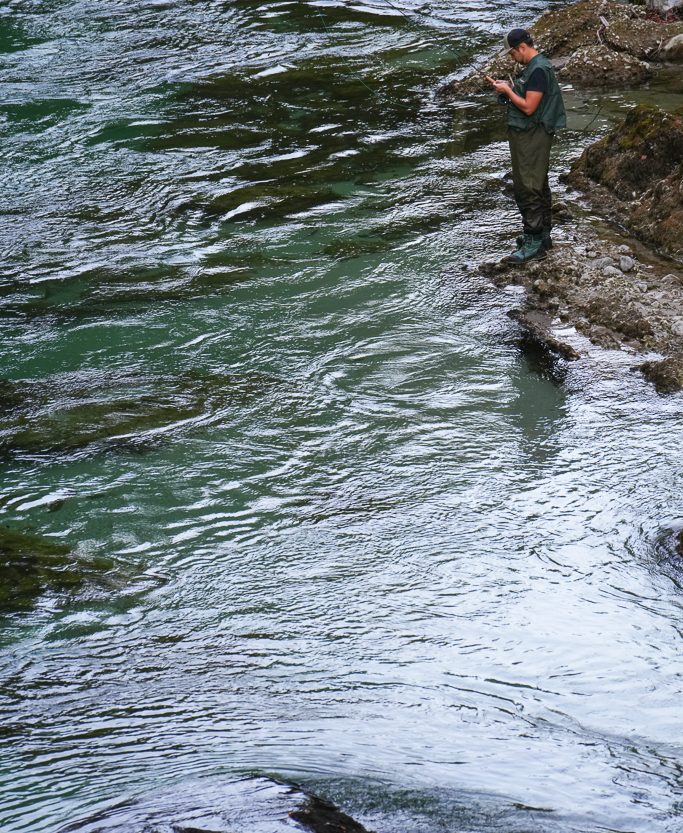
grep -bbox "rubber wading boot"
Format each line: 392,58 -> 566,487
503,232 -> 546,265
516,228 -> 553,250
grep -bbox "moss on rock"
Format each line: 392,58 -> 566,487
639,354 -> 683,392
567,104 -> 683,257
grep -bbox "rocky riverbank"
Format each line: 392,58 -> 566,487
482,229 -> 683,393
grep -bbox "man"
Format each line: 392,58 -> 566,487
486,28 -> 566,264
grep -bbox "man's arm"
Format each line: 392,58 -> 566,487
485,77 -> 543,116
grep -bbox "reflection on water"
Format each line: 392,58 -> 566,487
1,1 -> 683,832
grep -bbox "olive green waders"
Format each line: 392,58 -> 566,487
508,123 -> 553,237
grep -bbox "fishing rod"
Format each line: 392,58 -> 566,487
311,0 -> 490,96
310,2 -> 379,96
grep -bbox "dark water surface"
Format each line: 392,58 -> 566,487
2,1 -> 683,831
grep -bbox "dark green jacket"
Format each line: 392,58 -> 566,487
506,53 -> 566,133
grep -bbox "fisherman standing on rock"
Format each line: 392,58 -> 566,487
486,28 -> 566,265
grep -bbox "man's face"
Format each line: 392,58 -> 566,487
509,44 -> 529,64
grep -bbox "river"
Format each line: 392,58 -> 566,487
1,1 -> 683,831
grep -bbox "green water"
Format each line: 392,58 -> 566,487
2,1 -> 683,831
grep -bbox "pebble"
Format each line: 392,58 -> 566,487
602,265 -> 623,277
619,255 -> 635,273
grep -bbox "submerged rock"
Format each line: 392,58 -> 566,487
289,794 -> 370,833
0,370 -> 284,459
0,526 -> 112,615
59,776 -> 370,833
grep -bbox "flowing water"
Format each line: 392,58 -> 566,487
2,1 -> 683,831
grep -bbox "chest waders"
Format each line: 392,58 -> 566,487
503,54 -> 566,265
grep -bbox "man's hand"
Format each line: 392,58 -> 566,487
485,76 -> 511,95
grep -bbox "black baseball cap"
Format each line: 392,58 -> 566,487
504,28 -> 533,51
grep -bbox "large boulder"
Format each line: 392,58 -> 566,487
661,32 -> 683,59
532,0 -> 644,56
604,17 -> 683,59
558,43 -> 653,85
566,104 -> 683,257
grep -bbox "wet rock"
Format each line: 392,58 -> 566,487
661,32 -> 683,59
289,795 -> 370,833
552,200 -> 571,222
639,354 -> 683,391
509,308 -> 581,360
585,323 -> 624,348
